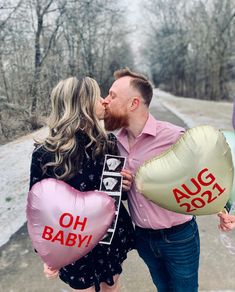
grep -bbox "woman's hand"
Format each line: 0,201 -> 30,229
43,263 -> 59,279
218,213 -> 235,231
121,169 -> 133,191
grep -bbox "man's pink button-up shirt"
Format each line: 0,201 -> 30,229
117,114 -> 192,229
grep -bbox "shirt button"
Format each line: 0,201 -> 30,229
143,219 -> 147,222
139,204 -> 143,207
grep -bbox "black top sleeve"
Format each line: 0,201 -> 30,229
29,146 -> 46,190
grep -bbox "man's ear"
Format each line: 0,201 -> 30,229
130,97 -> 140,111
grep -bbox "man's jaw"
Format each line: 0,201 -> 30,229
104,111 -> 129,132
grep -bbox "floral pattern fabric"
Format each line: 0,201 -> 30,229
29,133 -> 135,291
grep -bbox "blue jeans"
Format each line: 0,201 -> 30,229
135,217 -> 200,292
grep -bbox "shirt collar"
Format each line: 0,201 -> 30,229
117,113 -> 157,140
139,113 -> 157,137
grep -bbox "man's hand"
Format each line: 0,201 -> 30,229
121,169 -> 133,191
218,213 -> 235,231
43,263 -> 59,279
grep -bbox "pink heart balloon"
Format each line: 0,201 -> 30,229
26,178 -> 115,269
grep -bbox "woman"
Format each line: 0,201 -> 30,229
29,76 -> 135,292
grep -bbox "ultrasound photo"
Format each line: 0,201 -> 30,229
104,155 -> 126,173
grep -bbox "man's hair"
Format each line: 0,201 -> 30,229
114,68 -> 153,106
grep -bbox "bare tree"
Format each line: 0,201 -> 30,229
143,0 -> 235,100
0,0 -> 135,144
0,0 -> 24,102
29,0 -> 66,114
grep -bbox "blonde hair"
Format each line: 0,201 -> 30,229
40,76 -> 110,180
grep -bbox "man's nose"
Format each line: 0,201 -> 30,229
102,96 -> 110,105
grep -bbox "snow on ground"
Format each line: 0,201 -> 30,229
0,128 -> 48,247
0,90 -> 233,247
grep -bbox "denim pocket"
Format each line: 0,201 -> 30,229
163,220 -> 199,244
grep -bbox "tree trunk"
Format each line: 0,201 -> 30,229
31,13 -> 43,114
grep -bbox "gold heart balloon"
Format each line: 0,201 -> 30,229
135,125 -> 233,216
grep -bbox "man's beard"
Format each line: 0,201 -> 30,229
104,110 -> 129,132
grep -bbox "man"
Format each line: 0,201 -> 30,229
103,68 -> 200,292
